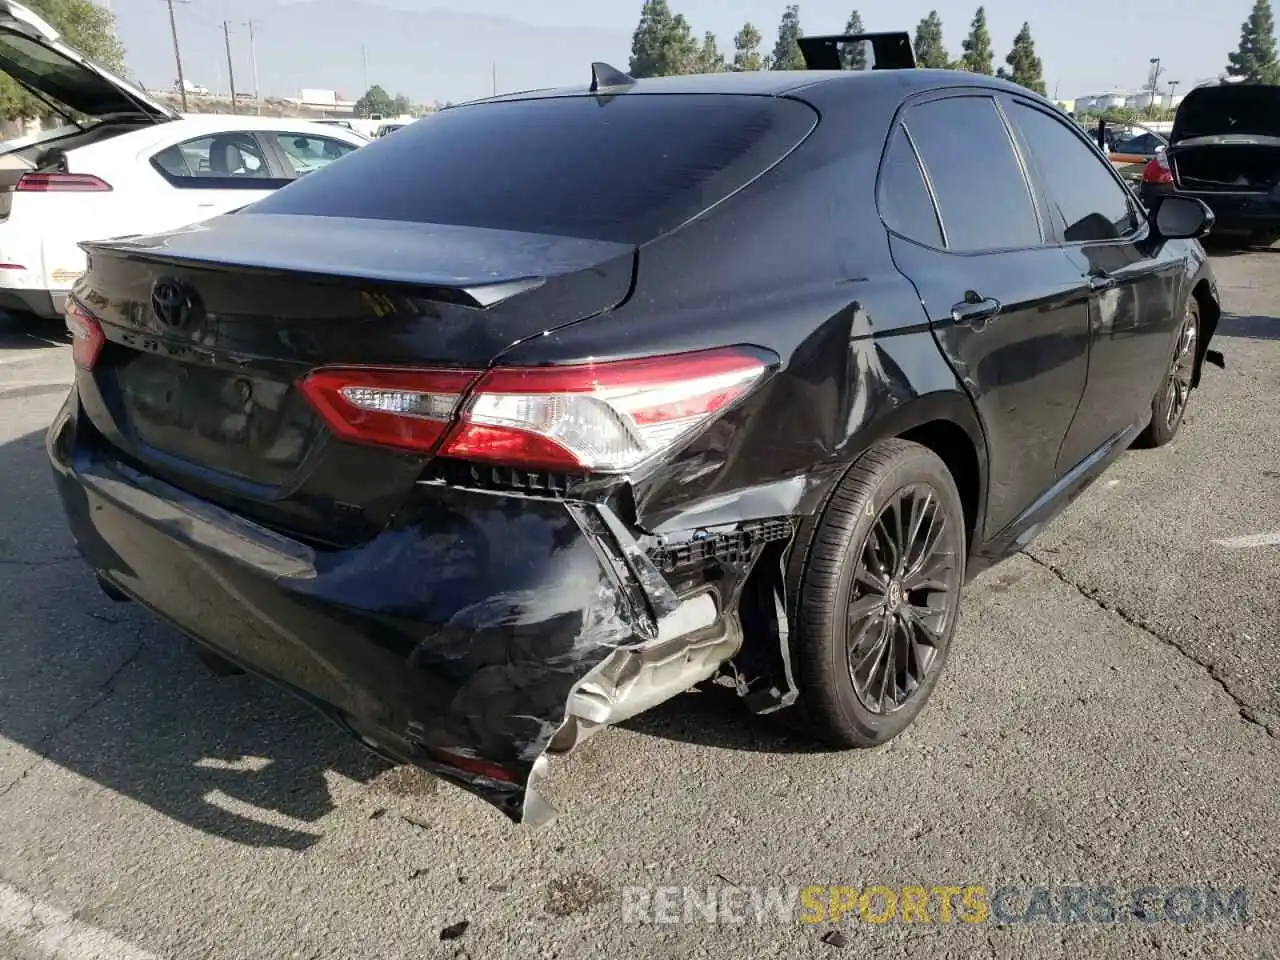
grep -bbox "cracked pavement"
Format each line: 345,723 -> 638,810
0,249 -> 1277,960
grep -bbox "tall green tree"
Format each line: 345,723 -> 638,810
354,85 -> 396,117
732,22 -> 765,71
999,22 -> 1046,94
693,31 -> 727,73
1226,0 -> 1280,83
913,11 -> 950,69
0,0 -> 127,121
959,7 -> 994,74
629,0 -> 698,78
770,4 -> 805,70
842,10 -> 866,70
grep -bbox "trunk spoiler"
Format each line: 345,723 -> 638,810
798,31 -> 916,70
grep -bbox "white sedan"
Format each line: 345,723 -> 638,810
0,0 -> 368,319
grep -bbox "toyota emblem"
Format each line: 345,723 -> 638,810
151,279 -> 192,329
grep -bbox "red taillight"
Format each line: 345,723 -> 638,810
15,172 -> 112,193
297,367 -> 481,454
297,347 -> 771,470
64,299 -> 105,371
1142,154 -> 1173,185
439,347 -> 769,471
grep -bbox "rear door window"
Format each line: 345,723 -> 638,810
1007,102 -> 1140,243
903,95 -> 1041,252
877,123 -> 943,247
152,133 -> 281,187
249,94 -> 819,245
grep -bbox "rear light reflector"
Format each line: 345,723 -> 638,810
1142,154 -> 1173,186
64,299 -> 105,371
439,347 -> 770,471
297,367 -> 481,454
15,173 -> 112,192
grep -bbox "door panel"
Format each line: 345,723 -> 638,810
1055,241 -> 1182,468
891,238 -> 1092,537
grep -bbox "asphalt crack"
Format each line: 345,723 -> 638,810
1021,550 -> 1279,741
0,628 -> 148,800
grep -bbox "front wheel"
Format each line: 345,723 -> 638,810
1138,298 -> 1200,448
787,439 -> 967,748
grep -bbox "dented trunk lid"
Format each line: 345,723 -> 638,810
72,212 -> 635,543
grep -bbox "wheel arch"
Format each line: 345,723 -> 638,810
1190,276 -> 1220,389
839,389 -> 990,560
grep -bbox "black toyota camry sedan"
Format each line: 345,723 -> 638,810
48,60 -> 1222,824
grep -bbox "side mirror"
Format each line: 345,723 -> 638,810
1152,195 -> 1215,240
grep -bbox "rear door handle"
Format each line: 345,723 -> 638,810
1088,273 -> 1116,292
951,296 -> 1002,326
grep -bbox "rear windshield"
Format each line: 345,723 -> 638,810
1175,86 -> 1280,140
248,93 -> 818,245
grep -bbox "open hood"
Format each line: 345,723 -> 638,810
1171,84 -> 1280,143
0,0 -> 177,122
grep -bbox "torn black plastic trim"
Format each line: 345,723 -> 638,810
649,518 -> 794,573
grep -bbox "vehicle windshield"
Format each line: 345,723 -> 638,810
250,93 -> 819,245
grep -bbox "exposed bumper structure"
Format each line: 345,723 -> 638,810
46,388 -> 771,824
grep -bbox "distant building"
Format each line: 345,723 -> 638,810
289,88 -> 356,115
1073,91 -> 1129,114
1073,89 -> 1185,114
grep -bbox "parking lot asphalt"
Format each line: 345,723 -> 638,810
0,253 -> 1276,960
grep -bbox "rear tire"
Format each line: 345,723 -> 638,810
786,440 -> 966,748
1138,298 -> 1200,448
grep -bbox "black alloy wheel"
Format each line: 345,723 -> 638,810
788,439 -> 967,748
845,482 -> 960,715
1139,297 -> 1200,448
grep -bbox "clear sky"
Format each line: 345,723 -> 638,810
378,0 -> 1248,100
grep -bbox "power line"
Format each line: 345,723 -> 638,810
160,0 -> 191,111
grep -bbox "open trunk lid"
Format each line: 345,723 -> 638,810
1166,85 -> 1280,193
72,213 -> 635,545
1171,83 -> 1280,143
0,0 -> 177,126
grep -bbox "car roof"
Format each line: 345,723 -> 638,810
169,114 -> 366,136
462,67 -> 1031,106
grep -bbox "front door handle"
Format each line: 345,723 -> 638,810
1088,273 -> 1117,292
951,295 -> 1002,326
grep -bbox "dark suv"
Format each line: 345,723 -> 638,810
48,59 -> 1221,824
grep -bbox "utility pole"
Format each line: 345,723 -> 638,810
361,43 -> 368,93
491,62 -> 496,96
1167,79 -> 1179,112
244,20 -> 261,114
1147,56 -> 1161,117
162,0 -> 190,112
223,21 -> 238,115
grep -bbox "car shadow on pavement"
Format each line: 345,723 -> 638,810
0,312 -> 66,351
0,429 -> 389,852
1218,312 -> 1280,341
623,683 -> 836,755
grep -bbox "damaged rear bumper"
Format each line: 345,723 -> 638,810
46,389 -> 786,824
